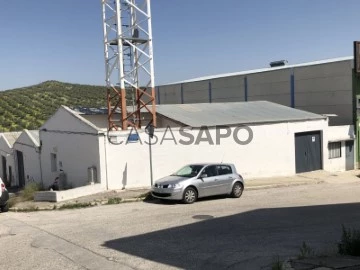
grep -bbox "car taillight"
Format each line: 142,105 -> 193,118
1,183 -> 5,192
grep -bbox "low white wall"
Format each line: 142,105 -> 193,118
34,183 -> 105,202
327,125 -> 354,141
101,119 -> 329,189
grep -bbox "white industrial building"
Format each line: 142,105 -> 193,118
34,101 -> 354,192
156,57 -> 353,126
0,132 -> 21,187
13,130 -> 41,187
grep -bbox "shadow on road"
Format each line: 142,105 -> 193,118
144,194 -> 230,205
102,202 -> 360,269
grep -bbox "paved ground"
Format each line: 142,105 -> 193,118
1,171 -> 360,270
11,170 -> 353,210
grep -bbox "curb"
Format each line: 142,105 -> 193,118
8,181 -> 324,212
9,196 -> 149,212
245,180 -> 324,191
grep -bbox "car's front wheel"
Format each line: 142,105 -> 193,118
182,187 -> 197,204
1,203 -> 9,213
230,182 -> 243,198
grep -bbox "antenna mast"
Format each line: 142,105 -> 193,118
101,0 -> 156,131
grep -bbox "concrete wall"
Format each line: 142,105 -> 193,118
183,81 -> 209,103
13,132 -> 41,186
101,119 -> 331,189
294,60 -> 353,125
157,59 -> 353,126
34,183 -> 105,202
211,76 -> 245,102
158,84 -> 181,104
247,69 -> 292,106
0,135 -> 16,186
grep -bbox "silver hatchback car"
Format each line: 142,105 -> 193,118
151,163 -> 244,204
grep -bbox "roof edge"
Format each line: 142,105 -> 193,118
45,105 -> 101,133
0,134 -> 12,150
179,117 -> 328,128
160,56 -> 353,86
23,129 -> 40,147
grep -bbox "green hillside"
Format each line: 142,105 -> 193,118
0,80 -> 109,132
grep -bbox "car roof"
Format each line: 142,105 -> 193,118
186,163 -> 234,166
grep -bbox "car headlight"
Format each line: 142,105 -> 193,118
168,183 -> 182,189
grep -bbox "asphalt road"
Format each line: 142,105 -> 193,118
1,180 -> 360,270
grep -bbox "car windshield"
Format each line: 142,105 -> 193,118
171,165 -> 204,178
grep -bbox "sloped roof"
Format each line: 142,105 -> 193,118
67,101 -> 326,129
28,130 -> 40,146
72,106 -> 149,115
161,56 -> 353,85
2,132 -> 22,147
155,101 -> 327,127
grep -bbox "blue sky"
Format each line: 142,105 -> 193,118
0,0 -> 359,90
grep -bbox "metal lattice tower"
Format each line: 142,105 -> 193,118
102,0 -> 156,131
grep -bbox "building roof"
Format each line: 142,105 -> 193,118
155,101 -> 327,127
72,106 -> 149,115
161,56 -> 353,85
68,101 -> 327,129
28,130 -> 40,145
2,132 -> 22,146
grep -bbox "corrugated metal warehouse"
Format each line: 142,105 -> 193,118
156,57 -> 353,126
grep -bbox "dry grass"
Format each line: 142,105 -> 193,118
8,183 -> 43,208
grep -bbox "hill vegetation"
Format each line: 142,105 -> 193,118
0,80 -> 110,132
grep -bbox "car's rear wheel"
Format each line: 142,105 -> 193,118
1,204 -> 9,213
182,187 -> 197,204
231,182 -> 243,198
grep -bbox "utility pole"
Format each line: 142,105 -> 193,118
146,123 -> 154,186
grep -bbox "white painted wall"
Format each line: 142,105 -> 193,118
32,105 -> 354,193
327,125 -> 355,142
40,131 -> 102,189
323,125 -> 355,172
0,135 -> 16,186
13,131 -> 42,186
101,119 -> 330,189
39,106 -> 103,189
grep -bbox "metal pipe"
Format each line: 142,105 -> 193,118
148,134 -> 153,186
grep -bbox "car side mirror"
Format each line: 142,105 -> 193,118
199,173 -> 207,179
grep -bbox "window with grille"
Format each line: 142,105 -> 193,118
328,142 -> 341,159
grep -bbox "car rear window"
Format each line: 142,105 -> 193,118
217,165 -> 232,175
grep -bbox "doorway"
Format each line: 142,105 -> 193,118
8,166 -> 12,187
16,151 -> 25,188
295,131 -> 322,173
1,155 -> 7,185
345,140 -> 355,171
